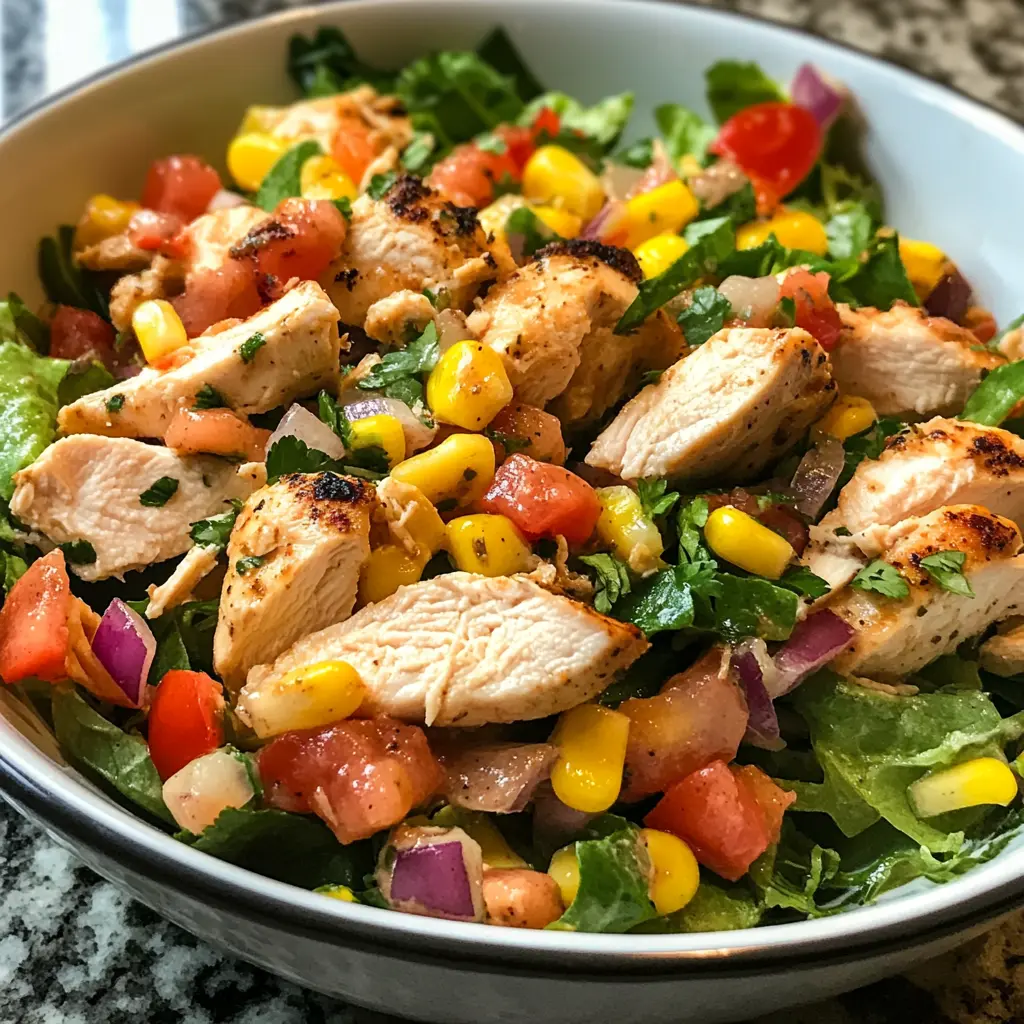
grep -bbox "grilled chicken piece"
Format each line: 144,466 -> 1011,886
108,255 -> 187,333
242,571 -> 648,727
979,618 -> 1024,677
831,303 -> 1003,419
213,472 -> 376,689
826,505 -> 1024,680
468,240 -> 684,430
322,175 -> 512,329
586,326 -> 835,482
183,204 -> 270,272
77,233 -> 154,274
59,281 -> 342,439
145,544 -> 220,619
9,436 -> 264,581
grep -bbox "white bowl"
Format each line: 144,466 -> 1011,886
2,3 -> 1024,1022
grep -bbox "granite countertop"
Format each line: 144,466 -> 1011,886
2,1 -> 1024,1022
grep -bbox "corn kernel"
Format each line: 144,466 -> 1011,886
132,299 -> 189,365
359,543 -> 425,605
633,233 -> 690,280
227,132 -> 290,192
704,505 -> 795,579
533,204 -> 582,238
426,341 -> 514,430
240,660 -> 366,739
378,478 -> 447,560
300,153 -> 357,201
446,514 -> 533,577
594,486 -> 664,575
238,105 -> 279,135
477,194 -> 526,248
74,194 -> 140,250
348,413 -> 406,468
899,237 -> 946,295
736,209 -> 829,257
548,845 -> 581,906
624,180 -> 700,250
390,433 -> 495,509
522,145 -> 605,222
550,704 -> 630,813
815,395 -> 877,441
319,884 -> 358,902
909,757 -> 1018,818
639,828 -> 700,915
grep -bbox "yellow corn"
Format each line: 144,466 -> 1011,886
319,885 -> 358,902
241,660 -> 366,739
359,543 -> 425,605
816,395 -> 877,441
132,300 -> 189,365
640,829 -> 700,915
390,433 -> 495,509
899,237 -> 946,295
74,194 -> 140,250
426,340 -> 514,430
446,514 -> 533,577
300,153 -> 357,202
477,194 -> 526,248
704,505 -> 795,579
909,757 -> 1018,818
348,413 -> 406,468
594,485 -> 663,575
624,180 -> 700,250
737,209 -> 829,256
522,145 -> 605,222
533,204 -> 582,238
633,233 -> 690,280
548,845 -> 581,906
550,704 -> 630,813
227,132 -> 290,192
238,105 -> 279,135
384,481 -> 447,559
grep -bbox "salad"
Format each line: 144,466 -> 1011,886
2,25 -> 1024,937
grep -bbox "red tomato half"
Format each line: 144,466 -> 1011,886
710,102 -> 821,213
147,670 -> 226,780
49,306 -> 117,366
479,453 -> 601,545
0,550 -> 71,685
644,759 -> 770,882
779,268 -> 842,350
258,716 -> 442,845
141,155 -> 221,221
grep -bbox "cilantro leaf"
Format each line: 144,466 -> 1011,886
677,286 -> 732,346
920,550 -> 974,597
677,496 -> 710,563
636,478 -> 680,519
844,233 -> 918,310
851,559 -> 910,600
960,361 -> 1024,427
57,360 -> 115,407
318,390 -> 352,447
485,429 -> 531,454
839,417 -> 905,487
105,393 -> 125,413
616,137 -> 653,168
705,60 -> 786,124
401,131 -> 436,174
357,321 -> 440,393
139,476 -> 179,507
58,539 -> 97,565
505,205 -> 561,260
332,196 -> 353,221
265,436 -> 342,483
711,574 -> 798,642
189,501 -> 243,552
287,25 -> 396,97
779,566 -> 831,599
579,553 -> 632,614
656,103 -> 716,164
366,171 -> 398,200
238,331 -> 266,364
520,92 -> 634,152
254,140 -> 323,211
613,561 -> 700,635
235,555 -> 265,576
194,384 -> 226,410
825,202 -> 876,260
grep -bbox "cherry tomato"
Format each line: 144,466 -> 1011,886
141,155 -> 221,221
49,306 -> 117,366
258,716 -> 442,844
644,759 -> 770,881
0,550 -> 71,685
147,670 -> 225,780
331,116 -> 378,185
779,268 -> 842,350
171,261 -> 262,338
478,453 -> 600,545
710,102 -> 821,213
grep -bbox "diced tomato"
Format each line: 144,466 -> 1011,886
530,107 -> 561,143
49,306 -> 117,366
478,453 -> 600,545
779,269 -> 842,351
710,102 -> 821,214
487,403 -> 567,465
428,143 -> 516,209
171,261 -> 262,339
644,759 -> 771,882
258,716 -> 443,844
141,155 -> 221,222
127,209 -> 188,257
964,305 -> 998,344
147,670 -> 226,781
164,407 -> 271,461
731,763 -> 795,844
0,550 -> 71,685
331,116 -> 378,185
619,647 -> 749,801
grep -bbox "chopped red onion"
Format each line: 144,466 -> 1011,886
789,436 -> 845,519
925,267 -> 972,325
435,309 -> 476,352
581,199 -> 629,243
338,392 -> 437,455
624,141 -> 677,199
266,404 -> 346,460
440,742 -> 557,814
791,64 -> 847,130
601,162 -> 646,203
531,781 -> 594,855
90,599 -> 156,708
732,642 -> 783,750
771,610 -> 855,697
687,159 -> 749,209
717,276 -> 781,327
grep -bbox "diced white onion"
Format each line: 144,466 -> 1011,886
338,392 -> 437,455
718,275 -> 781,327
266,404 -> 346,460
162,749 -> 255,834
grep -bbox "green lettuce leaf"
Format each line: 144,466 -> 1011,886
635,877 -> 762,932
655,103 -> 716,164
749,820 -> 840,916
57,360 -> 115,408
0,292 -> 49,351
844,233 -> 918,310
520,91 -> 634,151
287,25 -> 396,97
705,60 -> 786,123
255,140 -> 324,211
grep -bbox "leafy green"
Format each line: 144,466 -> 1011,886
0,292 -> 49,351
105,394 -> 125,414
505,205 -> 561,259
52,686 -> 173,825
239,330 -> 267,364
920,550 -> 973,597
0,549 -> 28,598
474,27 -> 545,103
705,60 -> 786,123
366,171 -> 398,200
266,435 -> 341,483
960,360 -> 1024,427
635,878 -> 762,932
676,285 -> 732,346
235,555 -> 265,576
699,181 -> 756,227
521,91 -> 634,151
357,320 -> 440,400
254,140 -> 323,212
655,103 -> 716,164
677,495 -> 711,563
712,574 -> 799,643
850,559 -> 910,600
844,233 -> 918,310
750,821 -> 840,916
128,598 -> 220,680
139,476 -> 179,508
38,226 -> 109,318
716,233 -> 785,279
616,137 -> 653,168
779,566 -> 831,600
193,384 -> 226,410
578,553 -> 632,614
401,132 -> 436,174
57,360 -> 115,408
992,312 -> 1024,351
189,502 -> 241,552
825,202 -> 876,260
287,26 -> 395,97
636,478 -> 680,520
839,417 -> 904,486
613,561 -> 702,636
484,429 -> 530,455
58,539 -> 97,566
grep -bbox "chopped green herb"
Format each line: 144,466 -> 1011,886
189,500 -> 243,552
254,140 -> 324,212
475,131 -> 508,154
616,137 -> 653,168
775,295 -> 797,328
505,205 -> 561,259
655,103 -> 716,164
287,25 -> 396,97
485,429 -> 531,454
357,321 -> 440,395
579,553 -> 632,614
519,91 -> 634,153
105,394 -> 125,413
0,292 -> 50,351
265,435 -> 342,483
238,332 -> 266,364
636,478 -> 680,519
38,226 -> 109,318
139,476 -> 179,507
960,361 -> 1024,427
779,566 -> 831,599
235,555 -> 266,576
678,496 -> 711,563
332,196 -> 353,221
920,550 -> 974,597
58,539 -> 97,565
367,171 -> 399,200
825,202 -> 876,260
705,60 -> 786,124
401,131 -> 436,174
844,233 -> 918,310
193,384 -> 226,410
640,368 -> 664,387
851,559 -> 910,600
677,286 -> 733,346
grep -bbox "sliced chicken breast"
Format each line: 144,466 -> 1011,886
242,572 -> 648,727
468,240 -> 684,430
214,472 -> 376,689
10,436 -> 264,581
58,281 -> 342,439
831,303 -> 1003,419
979,618 -> 1024,677
145,544 -> 220,619
586,326 -> 835,482
826,505 -> 1024,680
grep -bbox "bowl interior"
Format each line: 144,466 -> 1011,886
3,0 -> 1024,964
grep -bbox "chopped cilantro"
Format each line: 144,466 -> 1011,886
58,539 -> 97,565
636,478 -> 680,519
851,560 -> 910,600
367,171 -> 398,200
235,555 -> 265,576
920,550 -> 973,597
139,477 -> 179,507
677,496 -> 711,563
779,566 -> 831,599
485,429 -> 531,454
193,384 -> 226,410
238,332 -> 266,364
105,394 -> 125,413
357,321 -> 440,398
332,196 -> 353,221
579,553 -> 632,614
189,500 -> 243,552
677,286 -> 732,346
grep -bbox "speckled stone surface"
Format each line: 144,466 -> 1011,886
1,1 -> 1023,1022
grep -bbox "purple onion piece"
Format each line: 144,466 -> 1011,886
924,267 -> 972,325
388,841 -> 477,919
771,610 -> 855,697
580,199 -> 627,242
789,437 -> 846,518
732,649 -> 782,750
441,742 -> 557,814
790,63 -> 847,129
90,598 -> 156,707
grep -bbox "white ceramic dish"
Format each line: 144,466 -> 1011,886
2,3 -> 1024,1021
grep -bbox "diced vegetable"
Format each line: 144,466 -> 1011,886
521,145 -> 604,221
90,599 -> 156,708
779,268 -> 842,350
731,642 -> 781,750
133,299 -> 189,366
164,407 -> 271,462
736,209 -> 828,256
445,514 -> 534,577
142,155 -> 222,220
49,306 -> 116,366
147,670 -> 226,781
547,844 -> 581,905
623,180 -> 699,250
704,505 -> 795,579
348,414 -> 407,468
634,233 -> 690,280
639,828 -> 701,915
924,267 -> 972,324
898,238 -> 946,296
550,704 -> 630,813
426,340 -> 514,430
0,549 -> 70,684
390,433 -> 495,507
908,757 -> 1018,818
482,868 -> 564,928
815,395 -> 876,442
162,748 -> 256,833
73,193 -> 140,249
299,153 -> 357,201
787,436 -> 845,518
486,402 -> 566,464
437,739 -> 557,814
358,544 -> 426,604
789,64 -> 846,129
267,404 -> 347,461
594,485 -> 663,574
770,610 -> 856,697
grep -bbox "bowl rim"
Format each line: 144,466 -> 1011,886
2,0 -> 1024,971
